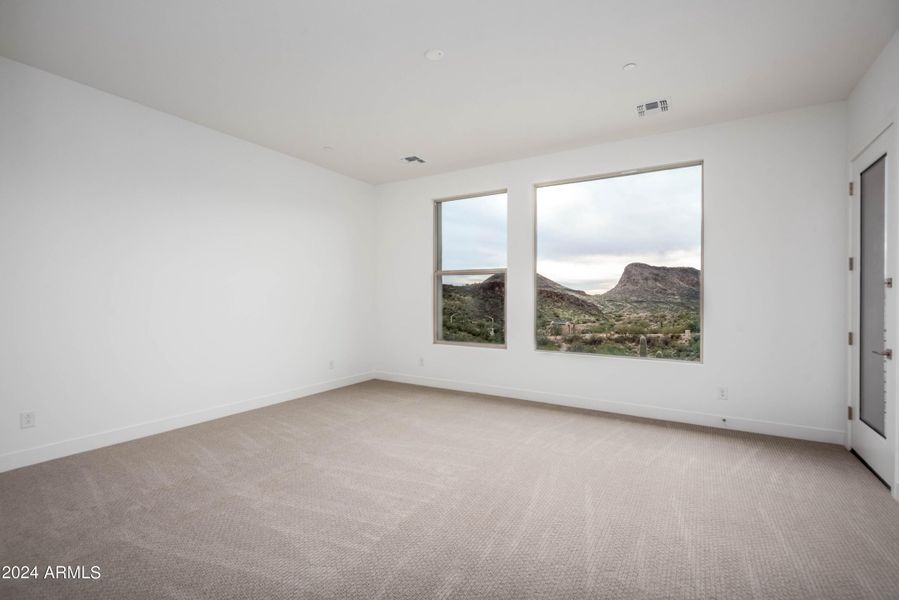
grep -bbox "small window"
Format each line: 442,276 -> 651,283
536,163 -> 702,361
434,191 -> 507,346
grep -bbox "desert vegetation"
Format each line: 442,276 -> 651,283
439,273 -> 505,344
536,263 -> 701,361
438,265 -> 700,360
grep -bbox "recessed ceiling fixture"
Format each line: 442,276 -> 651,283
636,98 -> 669,117
403,155 -> 426,164
622,62 -> 637,71
424,49 -> 445,61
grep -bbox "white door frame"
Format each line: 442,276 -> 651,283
848,111 -> 899,501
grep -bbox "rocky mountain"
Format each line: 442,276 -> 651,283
534,263 -> 701,360
535,262 -> 700,333
601,263 -> 699,307
441,264 -> 700,346
536,274 -> 588,295
534,274 -> 603,319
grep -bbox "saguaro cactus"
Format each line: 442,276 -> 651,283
639,335 -> 648,357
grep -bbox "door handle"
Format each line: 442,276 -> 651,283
872,349 -> 893,359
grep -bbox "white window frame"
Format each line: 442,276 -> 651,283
433,190 -> 508,348
533,160 -> 704,362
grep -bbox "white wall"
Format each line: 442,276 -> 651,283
0,57 -> 376,471
374,102 -> 849,444
0,52 -> 864,473
849,30 -> 899,156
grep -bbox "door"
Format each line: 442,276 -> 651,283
851,124 -> 895,488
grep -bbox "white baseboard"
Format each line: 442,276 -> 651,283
0,372 -> 375,473
374,371 -> 847,445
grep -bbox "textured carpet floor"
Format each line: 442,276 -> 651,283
2,380 -> 899,599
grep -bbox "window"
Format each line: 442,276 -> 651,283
434,191 -> 507,346
535,163 -> 703,361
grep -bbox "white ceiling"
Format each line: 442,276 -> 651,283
1,0 -> 898,183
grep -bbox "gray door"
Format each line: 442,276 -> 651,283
860,155 -> 887,437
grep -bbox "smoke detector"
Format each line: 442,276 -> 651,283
403,156 -> 426,164
636,99 -> 669,117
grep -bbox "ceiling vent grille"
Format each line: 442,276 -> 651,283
636,99 -> 669,117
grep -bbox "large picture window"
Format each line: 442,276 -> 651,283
434,191 -> 507,346
535,163 -> 703,361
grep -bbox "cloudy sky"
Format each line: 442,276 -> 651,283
440,192 -> 507,276
537,165 -> 702,294
439,165 -> 701,293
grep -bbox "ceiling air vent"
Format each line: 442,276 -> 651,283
636,99 -> 669,117
403,155 -> 426,163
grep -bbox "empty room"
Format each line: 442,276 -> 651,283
3,1 -> 899,598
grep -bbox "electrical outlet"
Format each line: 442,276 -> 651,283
419,357 -> 424,367
717,387 -> 728,401
328,359 -> 335,370
20,412 -> 35,429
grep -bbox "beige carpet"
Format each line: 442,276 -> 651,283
2,380 -> 899,599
